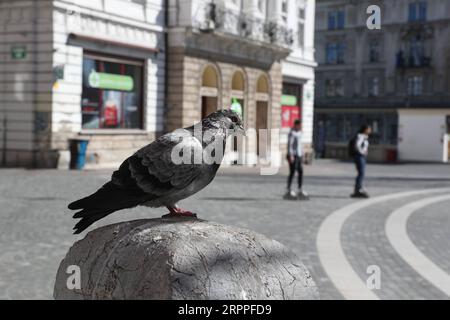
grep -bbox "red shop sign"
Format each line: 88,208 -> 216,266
281,105 -> 301,128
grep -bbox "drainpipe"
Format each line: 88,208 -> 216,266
163,0 -> 169,134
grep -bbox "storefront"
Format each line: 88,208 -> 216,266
280,81 -> 316,163
0,0 -> 166,168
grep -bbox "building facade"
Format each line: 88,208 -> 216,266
0,0 -> 165,168
1,0 -> 317,168
314,0 -> 450,162
166,0 -> 315,164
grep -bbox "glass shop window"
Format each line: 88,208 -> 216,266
81,54 -> 144,130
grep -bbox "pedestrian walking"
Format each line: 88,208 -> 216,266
349,125 -> 372,198
285,120 -> 309,200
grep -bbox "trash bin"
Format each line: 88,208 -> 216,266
69,139 -> 89,170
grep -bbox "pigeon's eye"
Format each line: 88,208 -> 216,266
230,116 -> 239,123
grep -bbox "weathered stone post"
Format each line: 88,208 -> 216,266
54,218 -> 319,300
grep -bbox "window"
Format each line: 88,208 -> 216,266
298,23 -> 304,48
408,33 -> 429,67
325,79 -> 344,97
81,54 -> 143,130
326,42 -> 345,64
281,0 -> 288,23
328,9 -> 345,30
407,76 -> 423,96
298,6 -> 305,19
258,0 -> 265,14
409,1 -> 427,22
368,77 -> 380,96
369,38 -> 381,63
297,3 -> 306,48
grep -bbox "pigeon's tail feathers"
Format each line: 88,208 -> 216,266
73,210 -> 114,234
68,185 -> 112,210
68,181 -> 136,210
69,181 -> 147,234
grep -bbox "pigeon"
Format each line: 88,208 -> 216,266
68,110 -> 245,234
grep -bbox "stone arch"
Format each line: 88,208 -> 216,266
200,64 -> 221,119
256,74 -> 270,94
202,65 -> 219,88
231,70 -> 246,91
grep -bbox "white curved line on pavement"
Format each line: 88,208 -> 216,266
385,194 -> 450,297
316,188 -> 450,300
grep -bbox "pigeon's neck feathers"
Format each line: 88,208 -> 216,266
184,122 -> 227,157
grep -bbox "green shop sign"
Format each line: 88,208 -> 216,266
281,95 -> 297,106
230,98 -> 243,118
88,71 -> 134,91
11,46 -> 27,60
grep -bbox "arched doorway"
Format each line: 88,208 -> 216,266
256,74 -> 270,157
230,70 -> 246,160
200,65 -> 219,119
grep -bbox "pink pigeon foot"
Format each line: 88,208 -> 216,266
162,206 -> 198,218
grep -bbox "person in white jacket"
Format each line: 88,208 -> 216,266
285,120 -> 309,199
351,125 -> 372,198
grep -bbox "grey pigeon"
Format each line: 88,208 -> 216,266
68,110 -> 245,234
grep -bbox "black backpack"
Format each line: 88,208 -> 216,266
348,136 -> 358,157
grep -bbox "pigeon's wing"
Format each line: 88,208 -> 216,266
114,129 -> 205,196
70,129 -> 205,234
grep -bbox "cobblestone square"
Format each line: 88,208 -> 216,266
0,160 -> 449,299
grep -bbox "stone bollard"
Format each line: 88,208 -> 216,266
54,218 -> 319,300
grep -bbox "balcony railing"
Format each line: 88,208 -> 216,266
396,50 -> 432,69
192,3 -> 294,48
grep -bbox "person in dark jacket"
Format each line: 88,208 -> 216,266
285,120 -> 309,200
351,125 -> 372,198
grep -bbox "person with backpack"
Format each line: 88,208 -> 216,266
349,125 -> 372,198
285,120 -> 309,200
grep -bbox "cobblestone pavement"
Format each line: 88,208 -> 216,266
0,160 -> 449,300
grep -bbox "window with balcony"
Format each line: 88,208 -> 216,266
408,34 -> 431,67
326,42 -> 345,64
397,30 -> 431,68
409,1 -> 427,22
328,9 -> 345,30
407,76 -> 423,96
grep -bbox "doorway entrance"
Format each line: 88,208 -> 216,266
201,97 -> 218,119
256,101 -> 269,157
256,75 -> 270,158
